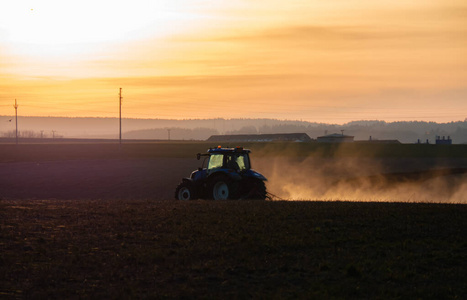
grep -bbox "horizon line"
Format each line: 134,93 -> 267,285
1,115 -> 466,125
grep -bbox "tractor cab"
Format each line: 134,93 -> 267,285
207,147 -> 250,172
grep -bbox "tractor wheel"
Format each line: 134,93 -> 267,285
209,176 -> 235,200
175,181 -> 195,200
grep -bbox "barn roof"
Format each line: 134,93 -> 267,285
317,133 -> 354,139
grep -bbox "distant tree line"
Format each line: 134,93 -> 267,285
1,130 -> 62,139
224,120 -> 467,144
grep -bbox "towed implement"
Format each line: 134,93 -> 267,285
175,146 -> 267,200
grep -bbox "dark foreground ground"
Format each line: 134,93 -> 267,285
1,199 -> 466,299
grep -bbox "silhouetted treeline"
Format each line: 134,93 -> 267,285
224,120 -> 467,144
1,130 -> 62,139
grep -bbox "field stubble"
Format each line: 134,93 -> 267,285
1,199 -> 466,299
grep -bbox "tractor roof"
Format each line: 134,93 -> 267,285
208,146 -> 251,154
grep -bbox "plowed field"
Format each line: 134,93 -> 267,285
1,142 -> 466,298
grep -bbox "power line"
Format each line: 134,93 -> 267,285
119,88 -> 122,145
14,99 -> 18,145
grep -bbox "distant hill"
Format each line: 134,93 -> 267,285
1,116 -> 466,144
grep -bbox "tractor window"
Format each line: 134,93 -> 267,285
208,154 -> 224,170
235,154 -> 250,171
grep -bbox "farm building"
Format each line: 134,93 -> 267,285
207,133 -> 312,142
356,136 -> 401,144
317,133 -> 354,143
435,136 -> 452,145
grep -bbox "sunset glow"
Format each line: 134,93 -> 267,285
1,0 -> 466,123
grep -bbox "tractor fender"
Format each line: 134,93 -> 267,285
191,169 -> 207,182
242,169 -> 267,181
181,177 -> 193,183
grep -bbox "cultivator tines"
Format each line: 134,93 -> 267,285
265,192 -> 284,201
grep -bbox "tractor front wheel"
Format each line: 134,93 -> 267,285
175,181 -> 195,200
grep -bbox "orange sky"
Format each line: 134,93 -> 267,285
1,0 -> 466,124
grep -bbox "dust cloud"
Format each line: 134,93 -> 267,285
253,146 -> 467,203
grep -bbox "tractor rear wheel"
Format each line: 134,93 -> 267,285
246,180 -> 267,200
209,176 -> 235,200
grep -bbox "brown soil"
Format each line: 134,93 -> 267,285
1,199 -> 466,299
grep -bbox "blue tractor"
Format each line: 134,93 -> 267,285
175,146 -> 268,200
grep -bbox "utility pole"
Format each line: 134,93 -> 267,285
119,88 -> 122,145
14,99 -> 18,145
52,130 -> 56,139
167,129 -> 171,141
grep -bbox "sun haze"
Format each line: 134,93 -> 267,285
1,0 -> 466,123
